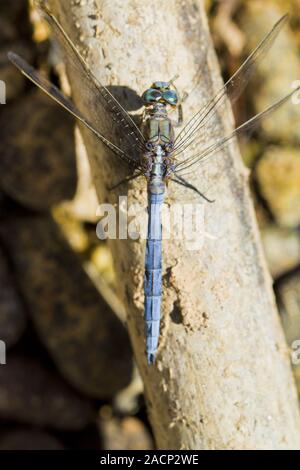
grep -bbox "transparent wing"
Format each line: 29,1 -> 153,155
8,52 -> 140,169
173,14 -> 288,158
174,87 -> 299,176
35,3 -> 146,163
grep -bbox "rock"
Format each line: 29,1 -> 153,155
0,1 -> 31,43
61,423 -> 101,449
0,43 -> 33,102
0,353 -> 95,430
0,428 -> 64,450
276,270 -> 300,398
0,18 -> 16,43
256,147 -> 300,227
99,407 -> 153,450
261,225 -> 300,278
0,211 -> 133,398
0,192 -> 5,211
113,366 -> 143,415
0,245 -> 26,348
239,3 -> 300,143
55,128 -> 99,223
0,91 -> 77,210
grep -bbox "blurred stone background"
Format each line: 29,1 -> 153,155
0,0 -> 299,450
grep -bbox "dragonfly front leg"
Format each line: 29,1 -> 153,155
172,103 -> 183,127
171,90 -> 189,127
167,74 -> 186,128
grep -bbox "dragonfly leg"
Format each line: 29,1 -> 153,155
167,74 -> 185,127
107,172 -> 142,190
172,90 -> 190,127
172,103 -> 183,127
171,174 -> 215,203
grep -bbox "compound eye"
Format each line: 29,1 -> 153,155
162,90 -> 178,106
142,88 -> 162,104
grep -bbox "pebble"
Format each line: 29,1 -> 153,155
0,245 -> 26,348
261,225 -> 300,278
0,43 -> 33,101
256,147 -> 300,228
0,211 -> 133,398
99,407 -> 153,450
276,270 -> 300,397
0,353 -> 96,430
0,91 -> 77,210
0,428 -> 64,450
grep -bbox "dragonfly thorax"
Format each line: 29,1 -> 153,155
142,102 -> 175,148
142,95 -> 175,187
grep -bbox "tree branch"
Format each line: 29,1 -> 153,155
49,0 -> 300,449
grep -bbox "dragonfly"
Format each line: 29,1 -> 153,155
8,6 -> 299,364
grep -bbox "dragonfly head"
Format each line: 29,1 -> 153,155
142,79 -> 179,108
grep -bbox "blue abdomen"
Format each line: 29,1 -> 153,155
144,190 -> 164,364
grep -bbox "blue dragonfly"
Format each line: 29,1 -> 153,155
8,8 -> 299,364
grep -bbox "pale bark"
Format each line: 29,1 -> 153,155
49,0 -> 300,449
